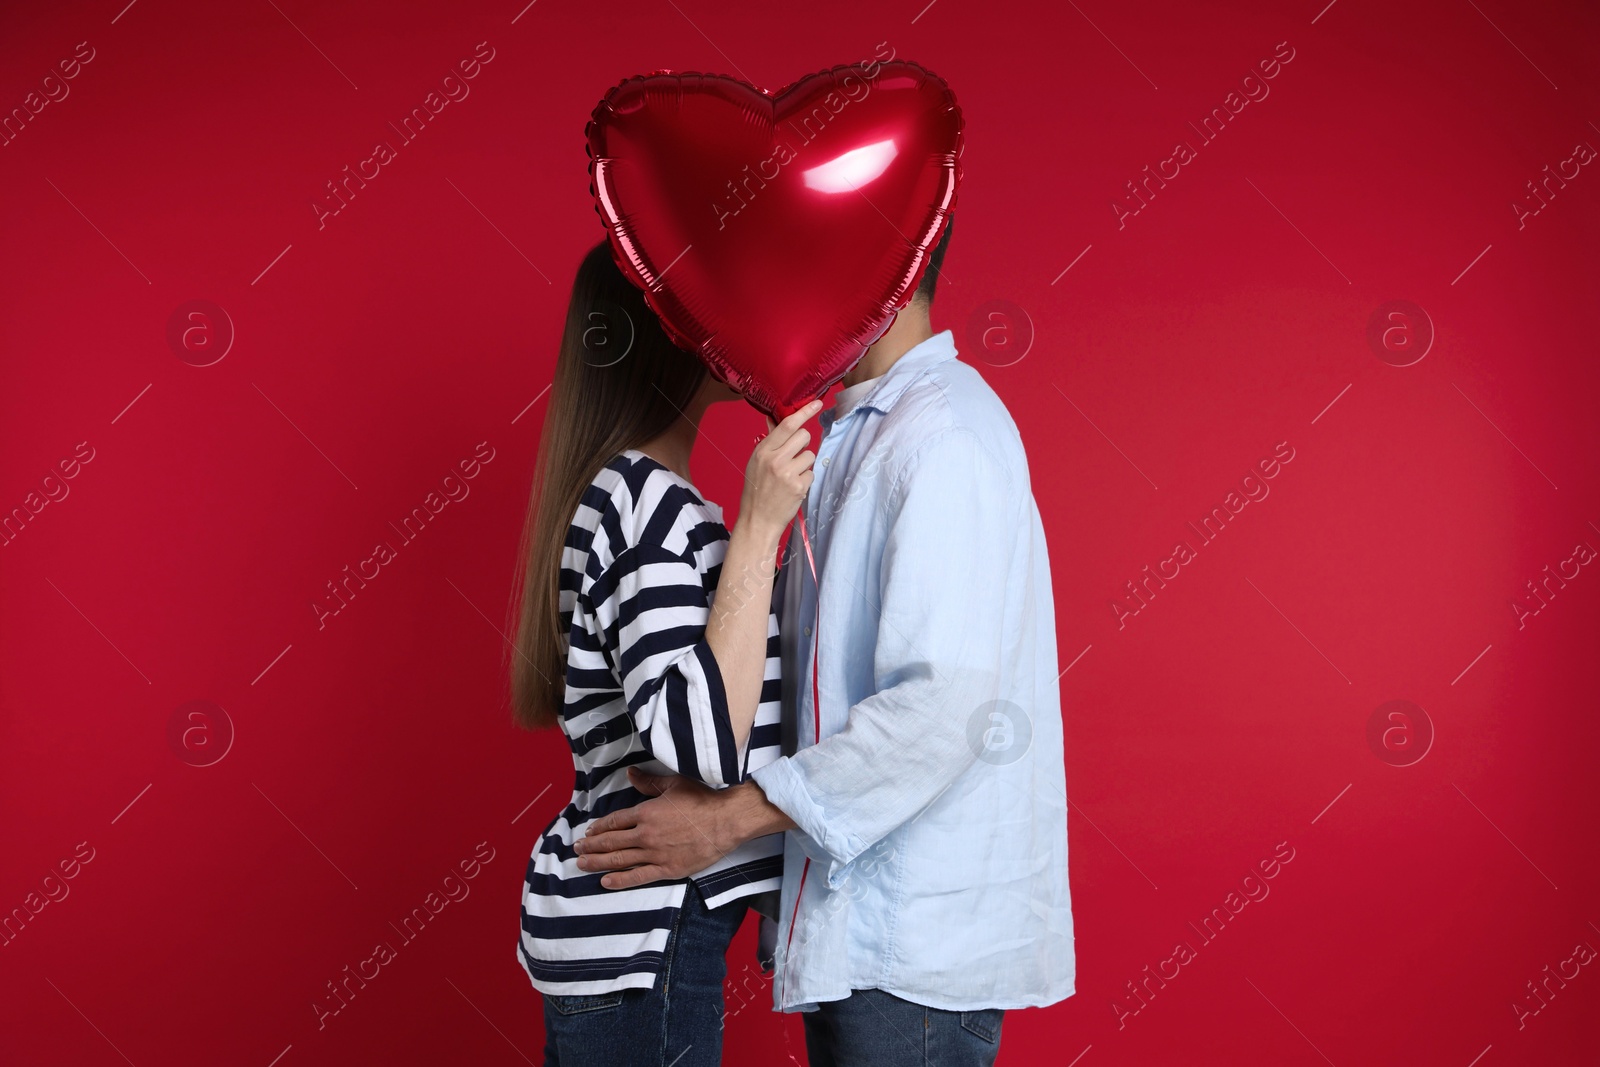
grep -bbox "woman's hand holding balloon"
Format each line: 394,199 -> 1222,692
738,398 -> 822,544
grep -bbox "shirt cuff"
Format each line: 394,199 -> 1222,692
748,757 -> 865,889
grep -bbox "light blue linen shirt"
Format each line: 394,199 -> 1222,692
750,329 -> 1076,1013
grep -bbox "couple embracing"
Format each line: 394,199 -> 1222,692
512,223 -> 1074,1067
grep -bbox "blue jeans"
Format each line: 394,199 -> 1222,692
803,988 -> 1005,1067
540,881 -> 747,1067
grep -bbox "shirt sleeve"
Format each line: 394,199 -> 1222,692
590,507 -> 747,789
750,428 -> 1018,888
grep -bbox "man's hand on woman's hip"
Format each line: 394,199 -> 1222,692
574,768 -> 794,889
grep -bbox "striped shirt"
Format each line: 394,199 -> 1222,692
518,449 -> 784,996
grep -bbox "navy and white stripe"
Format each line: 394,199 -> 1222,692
519,449 -> 784,996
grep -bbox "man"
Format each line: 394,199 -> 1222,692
575,219 -> 1075,1065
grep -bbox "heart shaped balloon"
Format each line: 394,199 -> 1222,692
586,59 -> 963,418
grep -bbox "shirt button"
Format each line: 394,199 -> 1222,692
821,457 -> 830,466
804,626 -> 813,636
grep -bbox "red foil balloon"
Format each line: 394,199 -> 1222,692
586,59 -> 963,418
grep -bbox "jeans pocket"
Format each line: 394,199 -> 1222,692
959,1008 -> 1003,1044
546,990 -> 626,1016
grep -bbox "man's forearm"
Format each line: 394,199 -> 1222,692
717,780 -> 796,851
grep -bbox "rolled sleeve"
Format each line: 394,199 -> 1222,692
748,758 -> 861,888
603,542 -> 745,787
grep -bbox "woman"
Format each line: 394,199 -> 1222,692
512,239 -> 820,1066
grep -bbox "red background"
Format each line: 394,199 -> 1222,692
2,1 -> 1597,1065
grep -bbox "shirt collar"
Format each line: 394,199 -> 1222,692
820,329 -> 958,431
